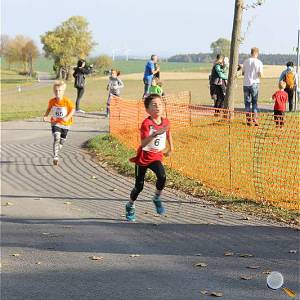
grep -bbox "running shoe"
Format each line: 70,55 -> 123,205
53,157 -> 59,166
76,109 -> 85,113
152,195 -> 165,215
125,202 -> 136,222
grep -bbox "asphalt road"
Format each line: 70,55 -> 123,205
1,112 -> 299,300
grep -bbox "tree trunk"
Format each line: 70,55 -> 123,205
224,0 -> 244,111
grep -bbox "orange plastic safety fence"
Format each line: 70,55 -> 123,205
109,95 -> 300,211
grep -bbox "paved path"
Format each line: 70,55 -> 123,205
1,113 -> 299,300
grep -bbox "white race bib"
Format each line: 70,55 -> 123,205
52,106 -> 67,119
143,126 -> 166,152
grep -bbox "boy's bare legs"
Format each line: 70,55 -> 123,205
53,132 -> 61,164
53,133 -> 66,165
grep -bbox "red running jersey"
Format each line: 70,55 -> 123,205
130,117 -> 170,166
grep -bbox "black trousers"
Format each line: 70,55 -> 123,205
213,85 -> 225,109
284,88 -> 294,112
75,87 -> 85,110
274,110 -> 285,127
130,161 -> 166,201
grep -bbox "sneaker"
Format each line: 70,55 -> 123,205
125,202 -> 136,222
152,195 -> 165,215
76,109 -> 85,113
53,157 -> 59,166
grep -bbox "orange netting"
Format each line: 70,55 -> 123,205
109,94 -> 300,211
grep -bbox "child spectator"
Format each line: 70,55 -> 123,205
106,69 -> 124,117
272,81 -> 288,128
149,77 -> 163,96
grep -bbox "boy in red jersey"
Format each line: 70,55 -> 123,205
126,94 -> 174,221
43,81 -> 75,165
272,81 -> 288,128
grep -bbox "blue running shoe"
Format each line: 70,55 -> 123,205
152,195 -> 165,215
125,202 -> 136,222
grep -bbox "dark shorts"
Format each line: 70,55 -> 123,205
51,125 -> 69,139
274,110 -> 285,117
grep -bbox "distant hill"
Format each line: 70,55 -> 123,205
168,53 -> 298,65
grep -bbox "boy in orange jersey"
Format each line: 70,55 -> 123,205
43,81 -> 75,165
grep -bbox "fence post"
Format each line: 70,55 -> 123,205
228,110 -> 233,194
189,91 -> 192,127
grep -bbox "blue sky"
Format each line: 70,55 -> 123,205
1,0 -> 299,57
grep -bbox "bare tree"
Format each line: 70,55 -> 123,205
0,34 -> 10,57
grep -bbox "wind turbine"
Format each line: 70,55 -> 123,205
112,49 -> 119,61
124,48 -> 131,61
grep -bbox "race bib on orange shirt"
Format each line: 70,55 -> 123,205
52,106 -> 68,119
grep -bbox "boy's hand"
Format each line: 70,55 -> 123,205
153,126 -> 169,137
164,150 -> 173,157
43,116 -> 49,122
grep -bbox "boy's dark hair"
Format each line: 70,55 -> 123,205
151,54 -> 157,60
77,59 -> 85,67
144,94 -> 161,108
286,61 -> 294,67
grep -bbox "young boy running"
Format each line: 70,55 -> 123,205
126,94 -> 174,221
149,77 -> 163,96
43,81 -> 75,165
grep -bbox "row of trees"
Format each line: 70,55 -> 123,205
169,51 -> 297,66
0,34 -> 39,75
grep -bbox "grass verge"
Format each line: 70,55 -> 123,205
86,134 -> 300,227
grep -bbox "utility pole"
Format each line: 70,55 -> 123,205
295,28 -> 300,111
224,0 -> 244,111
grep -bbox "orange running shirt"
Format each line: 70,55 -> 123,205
47,96 -> 75,127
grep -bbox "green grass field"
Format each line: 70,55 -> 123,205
0,56 -> 288,121
1,57 -> 208,75
1,75 -> 280,121
1,56 -> 54,73
1,76 -> 281,122
112,60 -> 211,74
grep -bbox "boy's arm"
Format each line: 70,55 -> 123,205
164,131 -> 174,157
118,79 -> 124,89
43,105 -> 52,122
63,108 -> 75,122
